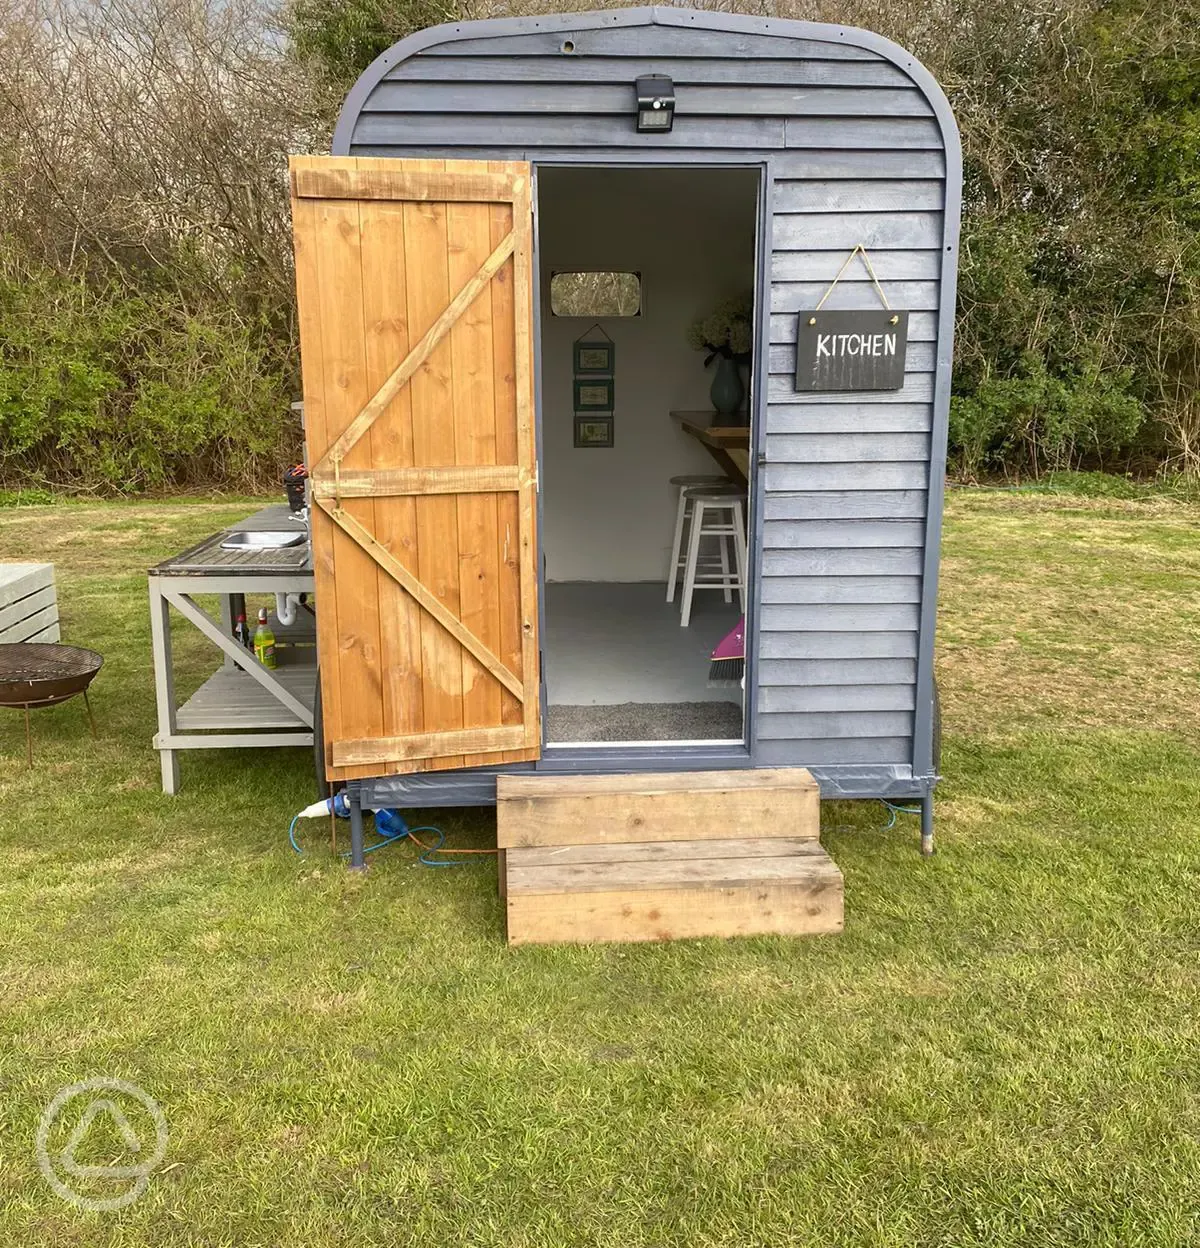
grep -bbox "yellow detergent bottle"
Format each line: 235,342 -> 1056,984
253,607 -> 277,669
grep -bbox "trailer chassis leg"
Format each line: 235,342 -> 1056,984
348,785 -> 367,872
920,791 -> 934,858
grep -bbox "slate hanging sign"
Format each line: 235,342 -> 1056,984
795,309 -> 909,392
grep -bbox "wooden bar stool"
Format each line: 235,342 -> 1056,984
679,487 -> 747,627
666,474 -> 730,603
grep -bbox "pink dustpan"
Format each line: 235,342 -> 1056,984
708,615 -> 745,683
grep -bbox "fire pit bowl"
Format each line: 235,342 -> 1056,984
0,643 -> 102,765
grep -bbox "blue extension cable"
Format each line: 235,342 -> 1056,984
289,796 -> 460,867
879,800 -> 922,830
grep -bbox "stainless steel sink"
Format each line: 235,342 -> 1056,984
220,531 -> 306,551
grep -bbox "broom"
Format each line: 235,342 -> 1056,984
708,615 -> 745,683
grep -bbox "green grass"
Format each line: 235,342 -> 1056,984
2,492 -> 1200,1246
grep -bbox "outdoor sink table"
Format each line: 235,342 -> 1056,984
148,503 -> 316,794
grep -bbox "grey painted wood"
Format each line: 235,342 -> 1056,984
784,117 -> 942,149
763,462 -> 929,491
760,630 -> 918,659
353,112 -> 786,148
758,657 -> 917,685
421,28 -> 887,59
763,547 -> 925,576
763,519 -> 926,549
332,7 -> 962,797
760,602 -> 920,631
366,82 -> 932,116
757,737 -> 911,764
759,683 -> 916,712
760,574 -> 922,603
177,666 -> 316,730
771,279 -> 941,313
772,150 -> 946,179
772,311 -> 937,343
772,249 -> 941,282
773,180 -> 944,212
762,491 -> 927,520
757,710 -> 914,739
767,376 -> 936,404
767,406 -> 932,433
773,211 -> 942,250
391,56 -> 917,87
764,432 -> 929,463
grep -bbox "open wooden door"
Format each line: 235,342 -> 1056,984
290,156 -> 540,780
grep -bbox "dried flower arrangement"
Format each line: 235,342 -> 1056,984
686,294 -> 754,365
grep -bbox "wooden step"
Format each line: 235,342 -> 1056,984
504,836 -> 843,946
496,767 -> 820,849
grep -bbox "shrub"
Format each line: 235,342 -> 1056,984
0,263 -> 297,492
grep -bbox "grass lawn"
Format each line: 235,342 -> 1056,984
1,487 -> 1199,1246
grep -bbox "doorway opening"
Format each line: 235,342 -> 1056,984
536,165 -> 761,746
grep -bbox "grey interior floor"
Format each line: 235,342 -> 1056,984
544,582 -> 743,743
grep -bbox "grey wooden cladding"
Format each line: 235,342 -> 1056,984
334,9 -> 960,779
759,684 -> 916,712
391,56 -> 918,88
773,211 -> 942,250
767,406 -> 932,433
766,432 -> 929,464
759,657 -> 917,685
760,603 -> 920,632
757,710 -> 914,739
421,28 -> 888,60
760,630 -> 918,659
784,118 -> 942,149
774,150 -> 946,179
366,83 -> 933,117
762,490 -> 928,519
757,737 -> 910,765
767,376 -> 935,404
353,113 -> 784,148
772,250 -> 941,282
763,519 -> 926,549
760,574 -> 922,603
771,280 -> 941,313
763,462 -> 929,491
774,181 -> 944,212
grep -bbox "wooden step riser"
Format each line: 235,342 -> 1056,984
506,875 -> 844,945
497,768 -> 820,849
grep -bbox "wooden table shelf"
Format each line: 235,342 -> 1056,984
176,653 -> 317,732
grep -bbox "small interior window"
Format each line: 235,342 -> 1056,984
550,271 -> 641,317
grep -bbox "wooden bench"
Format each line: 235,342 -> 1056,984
0,564 -> 59,644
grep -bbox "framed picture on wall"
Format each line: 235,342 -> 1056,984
574,415 -> 614,448
574,340 -> 616,374
574,378 -> 615,410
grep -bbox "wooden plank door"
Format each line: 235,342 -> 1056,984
290,156 -> 539,780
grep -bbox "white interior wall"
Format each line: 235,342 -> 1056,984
538,167 -> 758,583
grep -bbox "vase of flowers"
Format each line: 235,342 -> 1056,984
686,294 -> 753,421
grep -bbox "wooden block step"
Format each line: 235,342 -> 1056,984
496,767 -> 819,849
504,836 -> 843,946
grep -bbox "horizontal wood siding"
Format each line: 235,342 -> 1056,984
340,13 -> 949,772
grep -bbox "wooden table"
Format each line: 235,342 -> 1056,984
670,411 -> 751,487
